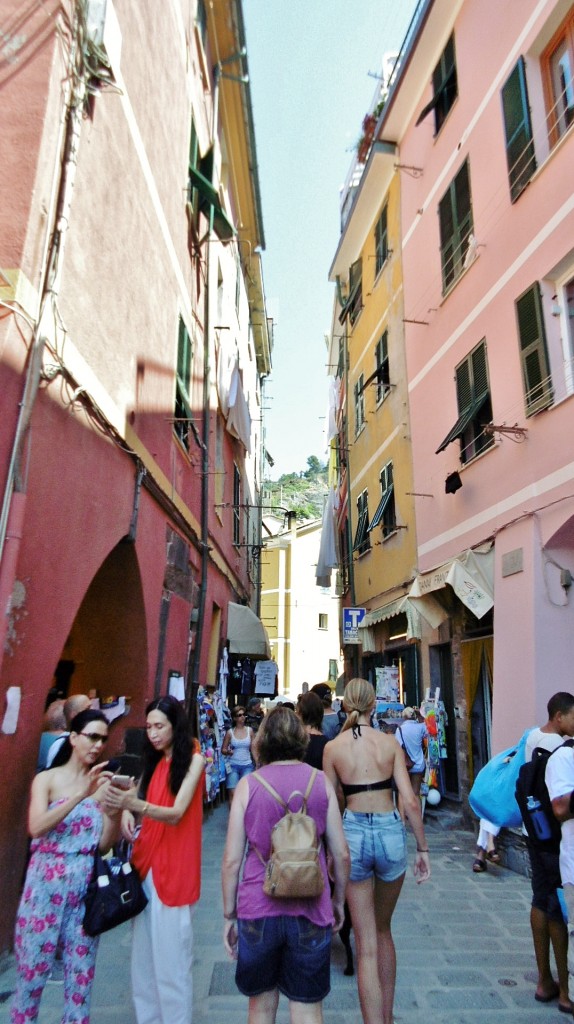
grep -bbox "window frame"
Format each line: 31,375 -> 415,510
353,489 -> 370,555
438,159 -> 474,294
375,331 -> 390,405
348,258 -> 363,325
501,57 -> 537,202
541,9 -> 574,149
435,340 -> 494,464
174,318 -> 193,450
515,283 -> 553,415
368,461 -> 396,539
374,205 -> 389,277
318,613 -> 328,631
354,374 -> 366,436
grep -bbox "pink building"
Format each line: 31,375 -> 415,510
372,0 -> 574,800
0,0 -> 270,952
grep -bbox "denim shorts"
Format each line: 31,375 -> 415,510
343,809 -> 407,883
527,841 -> 563,922
236,915 -> 331,1002
226,761 -> 254,790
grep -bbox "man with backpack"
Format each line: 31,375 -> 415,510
519,692 -> 574,1012
546,708 -> 574,1012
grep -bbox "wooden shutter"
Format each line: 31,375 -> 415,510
501,58 -> 536,201
516,284 -> 553,414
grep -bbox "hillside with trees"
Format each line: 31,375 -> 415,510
262,456 -> 329,520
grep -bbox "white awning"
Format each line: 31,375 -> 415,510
409,546 -> 494,620
358,594 -> 447,643
227,602 -> 270,657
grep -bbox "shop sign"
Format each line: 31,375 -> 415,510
342,607 -> 365,644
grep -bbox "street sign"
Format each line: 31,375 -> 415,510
342,607 -> 366,645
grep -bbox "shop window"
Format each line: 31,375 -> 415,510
368,462 -> 396,538
233,464 -> 241,545
435,340 -> 494,464
438,160 -> 473,293
416,33 -> 458,133
501,57 -> 536,201
353,490 -> 370,555
174,318 -> 193,450
542,9 -> 574,148
515,283 -> 553,414
354,373 -> 366,436
375,331 -> 390,404
318,613 -> 328,630
374,205 -> 389,276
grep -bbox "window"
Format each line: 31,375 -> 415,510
416,33 -> 458,133
233,464 -> 241,545
369,462 -> 396,538
542,10 -> 574,147
354,374 -> 365,436
318,613 -> 328,630
196,0 -> 207,46
501,58 -> 536,201
435,341 -> 494,464
174,318 -> 193,449
353,490 -> 370,555
374,206 -> 388,276
438,160 -> 473,293
375,331 -> 390,404
348,258 -> 363,324
515,284 -> 553,414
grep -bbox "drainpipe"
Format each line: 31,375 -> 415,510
187,67 -> 221,714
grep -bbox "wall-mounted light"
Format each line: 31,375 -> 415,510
445,471 -> 462,494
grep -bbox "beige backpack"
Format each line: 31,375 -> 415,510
253,768 -> 325,899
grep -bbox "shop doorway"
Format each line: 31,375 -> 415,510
362,644 -> 420,705
470,656 -> 493,777
429,642 -> 459,797
49,541 -> 148,715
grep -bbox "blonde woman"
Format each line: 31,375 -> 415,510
323,678 -> 431,1024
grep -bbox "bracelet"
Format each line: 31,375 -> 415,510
417,848 -> 429,853
141,802 -> 149,817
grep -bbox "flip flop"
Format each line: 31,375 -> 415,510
559,1003 -> 573,1014
535,988 -> 559,1003
472,859 -> 486,873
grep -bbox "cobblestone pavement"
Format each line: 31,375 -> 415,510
0,803 -> 561,1024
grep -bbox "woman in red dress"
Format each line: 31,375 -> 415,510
107,695 -> 205,1024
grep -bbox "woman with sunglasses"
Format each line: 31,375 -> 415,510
221,706 -> 255,803
105,695 -> 205,1024
10,708 -> 118,1024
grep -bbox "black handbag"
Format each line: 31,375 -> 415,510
83,848 -> 148,937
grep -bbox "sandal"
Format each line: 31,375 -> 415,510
472,858 -> 487,872
486,850 -> 501,863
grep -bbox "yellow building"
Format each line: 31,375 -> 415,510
260,516 -> 343,699
328,142 -> 425,706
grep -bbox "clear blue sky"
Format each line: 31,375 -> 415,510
243,1 -> 418,481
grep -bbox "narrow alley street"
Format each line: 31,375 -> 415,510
0,805 -> 560,1024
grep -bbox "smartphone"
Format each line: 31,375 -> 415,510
111,774 -> 133,790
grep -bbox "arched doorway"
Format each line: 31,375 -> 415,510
50,540 -> 149,721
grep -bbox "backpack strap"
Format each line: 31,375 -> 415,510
253,772 -> 287,809
254,767 -> 318,812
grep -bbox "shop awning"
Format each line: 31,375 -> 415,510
409,546 -> 494,620
358,592 -> 449,645
227,602 -> 271,657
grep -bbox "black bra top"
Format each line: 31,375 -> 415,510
341,778 -> 393,797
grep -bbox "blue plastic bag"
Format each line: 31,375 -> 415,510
469,728 -> 533,828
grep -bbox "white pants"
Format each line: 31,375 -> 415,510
131,870 -> 196,1024
477,818 -> 501,849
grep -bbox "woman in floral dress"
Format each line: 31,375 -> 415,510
11,708 -> 118,1024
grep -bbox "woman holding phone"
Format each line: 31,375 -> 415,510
105,695 -> 205,1024
10,709 -> 118,1024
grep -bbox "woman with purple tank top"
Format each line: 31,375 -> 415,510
222,706 -> 350,1024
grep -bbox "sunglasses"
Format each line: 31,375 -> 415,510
233,713 -> 245,719
80,732 -> 108,744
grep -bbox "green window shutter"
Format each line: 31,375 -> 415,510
455,359 -> 472,412
471,342 -> 489,400
516,285 -> 553,414
501,58 -> 536,201
439,161 -> 473,291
